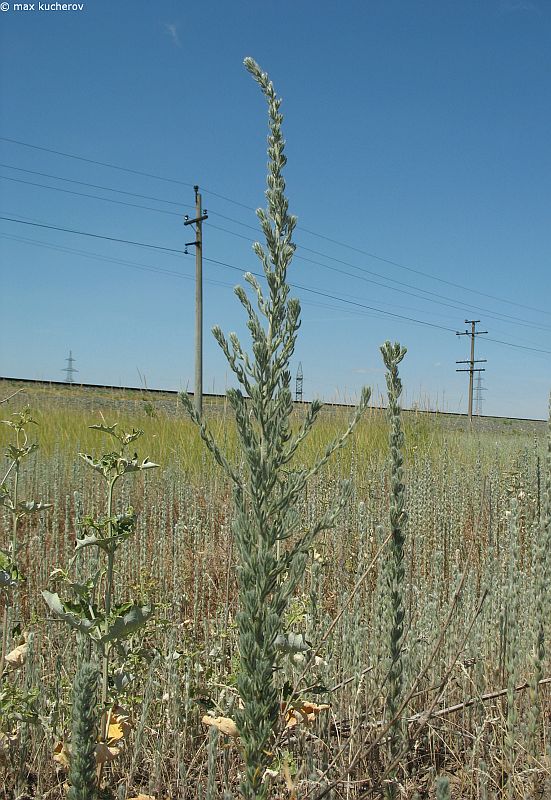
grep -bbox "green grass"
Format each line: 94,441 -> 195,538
1,382 -> 549,799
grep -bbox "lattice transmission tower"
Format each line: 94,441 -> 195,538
295,362 -> 303,402
62,351 -> 78,384
474,370 -> 487,416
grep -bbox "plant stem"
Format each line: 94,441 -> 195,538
98,475 -> 117,783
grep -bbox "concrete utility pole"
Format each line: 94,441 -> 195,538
184,186 -> 208,416
456,320 -> 487,420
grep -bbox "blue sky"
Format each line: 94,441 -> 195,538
1,0 -> 550,417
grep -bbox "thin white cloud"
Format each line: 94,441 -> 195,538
499,0 -> 538,13
352,367 -> 384,375
165,23 -> 181,47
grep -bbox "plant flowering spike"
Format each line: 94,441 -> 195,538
181,58 -> 370,800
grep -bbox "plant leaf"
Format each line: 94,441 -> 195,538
42,591 -> 99,635
202,714 -> 239,737
95,742 -> 121,764
121,429 -> 144,445
275,632 -> 311,655
89,423 -> 120,439
4,642 -> 28,671
53,741 -> 70,769
128,795 -> 156,800
107,706 -> 131,743
16,500 -> 52,515
100,604 -> 153,643
284,700 -> 330,729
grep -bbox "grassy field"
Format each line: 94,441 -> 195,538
1,380 -> 550,798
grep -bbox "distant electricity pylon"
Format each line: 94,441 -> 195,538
62,350 -> 78,384
474,371 -> 487,416
295,362 -> 303,402
456,320 -> 487,420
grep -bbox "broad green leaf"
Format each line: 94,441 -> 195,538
112,668 -> 134,693
75,510 -> 136,552
42,590 -> 99,635
99,604 -> 153,643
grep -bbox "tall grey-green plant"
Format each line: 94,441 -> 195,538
527,397 -> 550,763
435,775 -> 450,800
67,654 -> 98,800
504,497 -> 520,797
380,341 -> 408,796
181,57 -> 369,799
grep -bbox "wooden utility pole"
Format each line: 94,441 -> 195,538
184,186 -> 208,416
456,319 -> 487,420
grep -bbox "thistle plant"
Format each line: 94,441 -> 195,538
1,407 -> 51,672
181,57 -> 369,799
380,341 -> 408,796
42,424 -> 158,746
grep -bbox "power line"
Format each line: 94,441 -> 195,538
0,232 -> 398,328
0,231 -> 391,320
205,212 -> 551,332
0,163 -> 193,208
0,231 -> 230,285
2,136 -> 549,318
0,173 -> 188,217
0,215 -> 186,254
2,213 -> 551,355
3,169 -> 550,335
483,336 -> 551,355
0,214 -> 457,333
0,135 -> 253,210
205,255 -> 455,333
292,247 -> 551,333
0,136 -> 198,191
